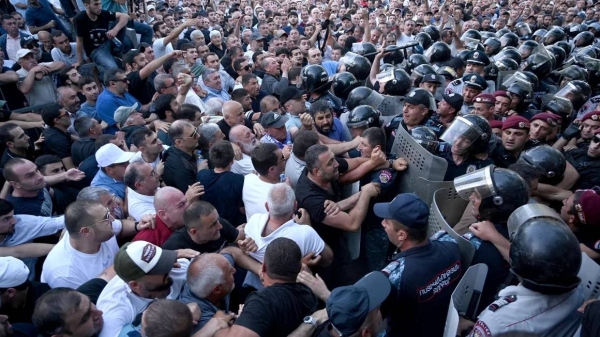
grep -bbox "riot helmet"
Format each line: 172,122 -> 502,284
543,27 -> 566,45
301,65 -> 331,93
496,28 -> 511,38
441,114 -> 492,156
415,32 -> 433,50
517,145 -> 567,185
481,31 -> 496,40
521,53 -> 553,79
588,22 -> 600,37
500,33 -> 519,48
423,25 -> 440,41
461,29 -> 482,42
405,54 -> 429,74
532,29 -> 547,42
454,165 -> 530,223
521,71 -> 540,89
546,45 -> 567,68
347,105 -> 380,129
339,52 -> 372,81
410,64 -> 437,86
542,94 -> 574,120
384,69 -> 411,96
494,47 -> 522,64
380,63 -> 395,72
425,42 -> 452,64
483,64 -> 500,82
555,80 -> 591,110
483,37 -> 502,56
457,49 -> 471,62
352,42 -> 377,63
507,82 -> 533,105
515,22 -> 532,39
346,86 -> 377,112
518,40 -> 539,59
577,45 -> 598,58
409,126 -> 439,153
568,22 -> 585,37
331,72 -> 360,100
558,65 -> 588,87
509,213 -> 581,294
495,58 -> 520,71
382,47 -> 405,65
555,41 -> 573,57
574,31 -> 595,47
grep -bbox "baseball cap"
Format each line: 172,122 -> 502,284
442,93 -> 464,112
405,89 -> 432,108
95,143 -> 135,168
15,49 -> 33,60
373,193 -> 430,228
114,103 -> 140,127
280,86 -> 304,106
0,257 -> 29,288
421,73 -> 441,84
122,46 -> 146,65
582,111 -> 600,122
502,115 -> 530,130
260,112 -> 288,129
574,188 -> 600,226
114,241 -> 178,282
327,272 -> 391,336
275,31 -> 288,38
251,32 -> 266,41
147,4 -> 155,10
342,15 -> 352,21
20,36 -> 38,48
474,93 -> 496,104
530,113 -> 561,127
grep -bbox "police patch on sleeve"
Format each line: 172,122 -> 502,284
379,170 -> 392,184
472,320 -> 492,337
466,165 -> 477,173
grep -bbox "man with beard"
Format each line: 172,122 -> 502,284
308,100 -> 352,143
242,73 -> 268,118
560,189 -> 600,260
96,241 -> 195,337
50,30 -> 84,67
58,66 -> 85,103
230,124 -> 258,175
57,86 -> 81,136
152,18 -> 195,59
283,11 -> 304,35
565,129 -> 600,190
33,288 -> 104,337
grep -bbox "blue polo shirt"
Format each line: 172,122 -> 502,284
25,0 -> 69,34
96,89 -> 141,135
326,117 -> 351,142
90,169 -> 127,199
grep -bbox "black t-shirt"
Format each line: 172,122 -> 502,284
217,118 -> 255,141
162,217 -> 238,251
0,282 -> 50,323
234,283 -> 318,337
71,138 -> 96,167
75,155 -> 99,189
73,10 -> 117,56
42,127 -> 72,159
126,71 -> 155,105
566,148 -> 600,190
440,151 -> 495,181
0,66 -> 27,110
77,278 -> 108,305
196,170 -> 245,226
7,188 -> 53,216
163,146 -> 197,193
0,148 -> 37,169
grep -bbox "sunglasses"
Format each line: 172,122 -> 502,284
243,64 -> 252,71
185,128 -> 198,139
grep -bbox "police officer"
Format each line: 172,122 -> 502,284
425,93 -> 464,137
346,105 -> 381,139
555,111 -> 600,151
439,114 -> 494,180
375,193 -> 462,337
302,65 -> 346,117
384,89 -> 434,153
565,129 -> 600,190
418,73 -> 442,98
506,83 -> 536,120
467,209 -> 583,337
472,93 -> 497,122
464,50 -> 495,92
445,73 -> 492,109
455,165 -> 530,313
517,144 -> 567,186
409,126 -> 439,153
490,115 -> 536,168
493,91 -> 512,119
560,188 -> 600,259
529,113 -> 561,144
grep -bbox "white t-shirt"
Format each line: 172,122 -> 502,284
152,38 -> 174,59
97,258 -> 189,337
41,220 -> 123,289
242,174 -> 275,222
126,188 -> 156,221
243,213 -> 325,289
231,153 -> 255,176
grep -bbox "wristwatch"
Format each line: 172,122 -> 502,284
303,316 -> 318,327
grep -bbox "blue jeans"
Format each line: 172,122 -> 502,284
132,20 -> 153,45
90,41 -> 118,72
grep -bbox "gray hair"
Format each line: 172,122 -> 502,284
73,115 -> 96,138
154,73 -> 174,92
171,62 -> 190,78
267,183 -> 296,218
187,254 -> 226,298
209,30 -> 221,39
205,97 -> 224,116
77,186 -> 112,202
190,29 -> 204,40
201,68 -> 219,83
199,123 -> 221,144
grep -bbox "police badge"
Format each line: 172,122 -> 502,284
467,165 -> 477,173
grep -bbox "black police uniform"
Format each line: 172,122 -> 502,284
308,92 -> 347,118
565,148 -> 600,190
384,117 -> 429,154
577,139 -> 592,150
440,152 -> 494,181
381,231 -> 462,337
463,224 -> 515,313
490,140 -> 537,168
424,114 -> 447,138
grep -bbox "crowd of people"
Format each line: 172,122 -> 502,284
0,0 -> 600,335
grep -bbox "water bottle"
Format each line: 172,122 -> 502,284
196,150 -> 206,166
280,174 -> 286,183
112,37 -> 122,48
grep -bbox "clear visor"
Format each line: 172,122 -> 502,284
362,89 -> 385,109
518,44 -> 535,56
532,44 -> 552,59
463,37 -> 480,50
507,204 -> 564,241
351,43 -> 365,54
415,139 -> 439,153
440,116 -> 487,154
558,65 -> 587,80
582,56 -> 600,71
556,82 -> 585,101
377,70 -> 395,83
516,24 -> 532,36
453,165 -> 496,200
495,60 -> 513,71
340,52 -> 359,66
410,71 -> 422,85
501,71 -> 532,90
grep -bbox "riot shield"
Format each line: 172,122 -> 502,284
391,125 -> 448,206
578,252 -> 600,301
496,70 -> 517,90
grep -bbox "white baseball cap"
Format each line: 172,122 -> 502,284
0,257 -> 29,288
16,49 -> 33,60
147,4 -> 155,10
95,143 -> 135,168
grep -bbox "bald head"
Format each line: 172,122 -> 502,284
222,101 -> 245,127
37,30 -> 50,40
154,186 -> 185,211
229,125 -> 251,143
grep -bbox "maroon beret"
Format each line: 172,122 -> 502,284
502,115 -> 530,130
530,113 -> 561,127
575,189 -> 600,226
582,111 -> 600,122
489,120 -> 503,129
474,93 -> 496,104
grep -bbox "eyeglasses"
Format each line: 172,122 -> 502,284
593,136 -> 600,144
184,128 -> 198,139
243,64 -> 252,71
86,207 -> 112,228
57,111 -> 70,119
